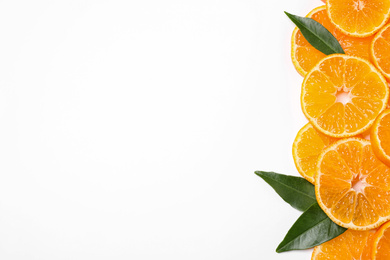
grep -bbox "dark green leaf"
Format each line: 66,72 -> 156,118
276,203 -> 346,253
254,171 -> 316,212
285,12 -> 344,55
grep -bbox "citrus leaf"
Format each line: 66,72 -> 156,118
285,11 -> 344,55
254,171 -> 316,212
276,203 -> 347,253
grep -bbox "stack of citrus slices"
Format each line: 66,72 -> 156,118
290,0 -> 390,259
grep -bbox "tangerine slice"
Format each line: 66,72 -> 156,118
292,123 -> 337,183
301,54 -> 388,138
371,23 -> 390,80
327,0 -> 390,37
372,221 -> 390,259
292,6 -> 373,76
371,109 -> 390,166
312,229 -> 376,259
316,138 -> 390,230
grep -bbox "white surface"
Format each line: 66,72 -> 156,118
0,0 -> 324,259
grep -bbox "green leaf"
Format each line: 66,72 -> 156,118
276,203 -> 347,253
254,171 -> 316,212
285,11 -> 344,55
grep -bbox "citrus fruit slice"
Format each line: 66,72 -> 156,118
312,229 -> 376,259
292,123 -> 337,183
292,6 -> 373,76
371,109 -> 390,166
327,0 -> 390,37
372,221 -> 390,259
301,54 -> 389,138
316,138 -> 390,230
371,23 -> 390,80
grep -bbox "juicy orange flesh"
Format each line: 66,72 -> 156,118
377,112 -> 390,158
294,7 -> 372,75
312,229 -> 375,259
328,0 -> 390,35
373,25 -> 390,75
303,56 -> 387,136
294,124 -> 336,182
318,140 -> 390,228
375,224 -> 390,259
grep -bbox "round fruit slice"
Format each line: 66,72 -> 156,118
312,229 -> 376,259
292,6 -> 373,76
371,109 -> 390,166
327,0 -> 390,37
371,24 -> 390,80
301,54 -> 389,138
372,221 -> 390,260
292,123 -> 337,183
316,138 -> 390,230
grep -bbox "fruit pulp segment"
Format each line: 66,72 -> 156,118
302,56 -> 388,137
328,0 -> 390,35
374,223 -> 390,259
377,109 -> 390,156
312,229 -> 375,259
373,24 -> 390,76
317,139 -> 390,229
293,6 -> 373,76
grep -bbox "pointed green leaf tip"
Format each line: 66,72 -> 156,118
276,203 -> 346,253
254,171 -> 316,212
285,11 -> 344,55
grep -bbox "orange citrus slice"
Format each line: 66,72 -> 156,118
292,6 -> 373,76
301,54 -> 389,138
371,23 -> 390,80
316,138 -> 390,230
312,229 -> 376,259
372,221 -> 390,259
371,109 -> 390,166
327,0 -> 390,37
292,123 -> 337,183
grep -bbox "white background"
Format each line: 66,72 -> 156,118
0,0 -> 324,259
